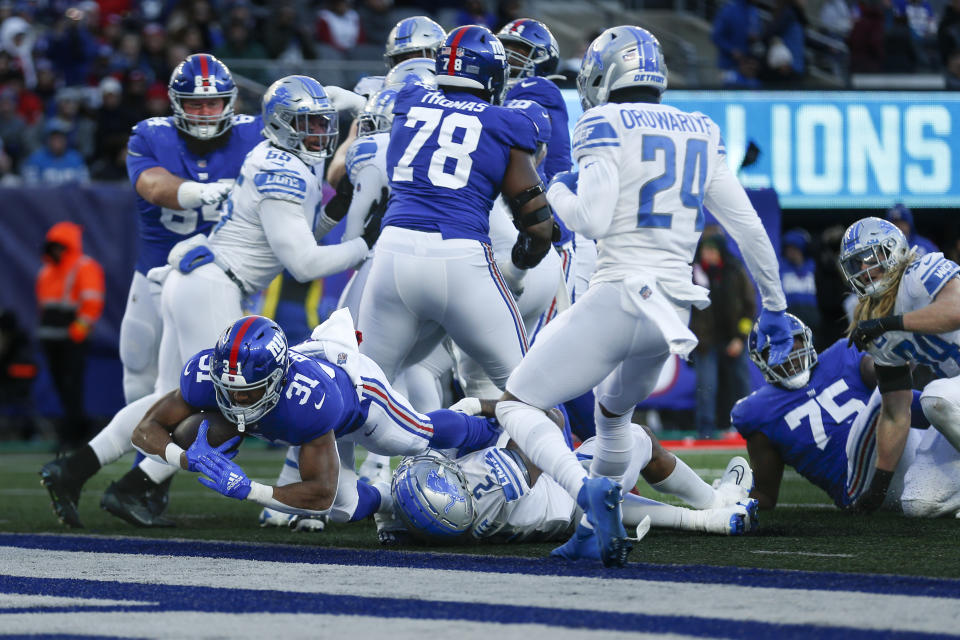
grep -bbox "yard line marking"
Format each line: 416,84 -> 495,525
752,551 -> 856,558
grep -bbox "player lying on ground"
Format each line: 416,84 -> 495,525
387,418 -> 758,549
733,313 -> 960,517
130,311 -> 503,526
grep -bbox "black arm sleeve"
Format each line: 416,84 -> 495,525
875,364 -> 913,393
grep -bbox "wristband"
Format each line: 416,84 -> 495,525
245,481 -> 273,505
164,442 -> 185,468
881,315 -> 905,331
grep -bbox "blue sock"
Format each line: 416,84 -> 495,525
131,451 -> 145,469
426,409 -> 500,454
349,480 -> 382,522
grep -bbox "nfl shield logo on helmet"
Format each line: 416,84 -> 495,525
639,285 -> 652,299
337,352 -> 348,366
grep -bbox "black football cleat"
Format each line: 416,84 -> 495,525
101,480 -> 175,528
39,458 -> 84,528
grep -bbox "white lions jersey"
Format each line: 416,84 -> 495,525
209,141 -> 325,292
552,101 -> 784,311
459,446 -> 574,542
344,132 -> 389,241
868,252 -> 960,377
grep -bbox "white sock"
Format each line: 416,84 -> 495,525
649,457 -> 715,509
496,400 -> 587,499
276,446 -> 302,487
140,456 -> 178,484
591,405 -> 638,483
622,493 -> 683,529
373,481 -> 393,514
89,393 -> 161,466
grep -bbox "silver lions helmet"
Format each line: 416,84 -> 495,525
391,452 -> 475,541
839,217 -> 911,298
357,87 -> 400,137
261,75 -> 338,166
577,25 -> 668,111
384,56 -> 438,89
384,16 -> 446,68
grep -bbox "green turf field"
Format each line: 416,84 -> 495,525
4,446 -> 958,578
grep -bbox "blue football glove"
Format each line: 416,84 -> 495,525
756,308 -> 793,367
184,419 -> 241,472
196,452 -> 252,500
548,170 -> 579,194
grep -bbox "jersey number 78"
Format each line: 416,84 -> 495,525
392,106 -> 482,190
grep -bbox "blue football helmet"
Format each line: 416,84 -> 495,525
211,315 -> 289,432
168,53 -> 237,140
262,75 -> 339,166
748,313 -> 817,389
392,452 -> 475,541
497,18 -> 560,82
435,25 -> 508,105
384,16 -> 446,68
839,217 -> 911,299
577,25 -> 668,111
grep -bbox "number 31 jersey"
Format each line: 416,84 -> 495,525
384,82 -> 540,244
731,340 -> 871,506
125,114 -> 263,275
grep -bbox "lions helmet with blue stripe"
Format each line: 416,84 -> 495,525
384,56 -> 438,89
577,25 -> 668,111
749,313 -> 817,389
392,452 -> 475,541
435,25 -> 508,105
839,217 -> 911,298
357,87 -> 401,137
497,18 -> 560,83
262,75 -> 339,166
211,316 -> 289,432
384,16 -> 446,68
168,53 -> 237,140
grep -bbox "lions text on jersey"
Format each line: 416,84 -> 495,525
869,252 -> 960,377
181,347 -> 363,446
384,82 -> 539,243
732,341 -> 874,506
126,114 -> 263,274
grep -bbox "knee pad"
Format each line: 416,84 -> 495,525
119,316 -> 159,373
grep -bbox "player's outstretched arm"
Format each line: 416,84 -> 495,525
130,389 -> 198,470
503,148 -> 554,269
135,166 -> 231,210
546,155 -> 619,239
326,118 -> 360,187
744,432 -> 785,510
271,430 -> 340,513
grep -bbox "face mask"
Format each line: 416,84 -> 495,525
780,369 -> 811,390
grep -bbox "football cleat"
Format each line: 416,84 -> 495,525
289,514 -> 327,532
39,459 -> 83,528
550,522 -> 600,561
358,453 -> 392,486
741,498 -> 760,532
258,507 -> 294,528
374,506 -> 411,546
698,499 -> 759,535
579,477 -> 632,567
711,456 -> 754,508
101,481 -> 175,528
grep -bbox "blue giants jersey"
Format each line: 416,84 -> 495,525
125,114 -> 263,274
180,347 -> 364,446
731,340 -> 872,506
504,76 -> 570,183
385,82 -> 540,243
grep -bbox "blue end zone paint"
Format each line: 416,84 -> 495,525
3,533 -> 960,599
0,575 -> 953,640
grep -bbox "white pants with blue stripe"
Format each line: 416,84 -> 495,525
357,226 -> 527,391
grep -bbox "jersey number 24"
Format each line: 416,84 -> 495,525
637,134 -> 707,231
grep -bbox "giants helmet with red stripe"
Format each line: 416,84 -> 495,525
168,53 -> 238,140
497,19 -> 560,82
435,25 -> 508,105
211,315 -> 288,432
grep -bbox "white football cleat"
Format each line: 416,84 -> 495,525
699,499 -> 759,535
289,514 -> 326,532
711,455 -> 753,508
258,507 -> 293,528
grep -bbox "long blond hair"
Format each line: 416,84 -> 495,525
848,250 -> 917,334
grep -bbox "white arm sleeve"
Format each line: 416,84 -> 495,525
703,159 -> 787,311
546,155 -> 619,239
343,164 -> 383,242
260,197 -> 369,282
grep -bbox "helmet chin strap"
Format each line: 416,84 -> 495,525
237,413 -> 246,433
781,369 -> 811,390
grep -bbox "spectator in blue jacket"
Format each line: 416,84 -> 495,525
779,228 -> 820,339
713,0 -> 763,77
21,123 -> 89,186
886,203 -> 938,256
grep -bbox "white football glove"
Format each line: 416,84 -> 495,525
449,397 -> 482,416
177,180 -> 233,209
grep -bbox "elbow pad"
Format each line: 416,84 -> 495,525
508,183 -> 549,228
511,231 -> 551,270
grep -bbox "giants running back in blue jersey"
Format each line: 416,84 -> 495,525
126,114 -> 263,274
384,82 -> 540,243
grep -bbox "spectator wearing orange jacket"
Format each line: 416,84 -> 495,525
36,221 -> 104,449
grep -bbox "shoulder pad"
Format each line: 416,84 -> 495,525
346,138 -> 379,183
572,111 -> 619,156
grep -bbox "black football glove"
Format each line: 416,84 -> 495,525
848,315 -> 904,351
845,469 -> 893,515
362,187 -> 389,249
325,174 -> 355,222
